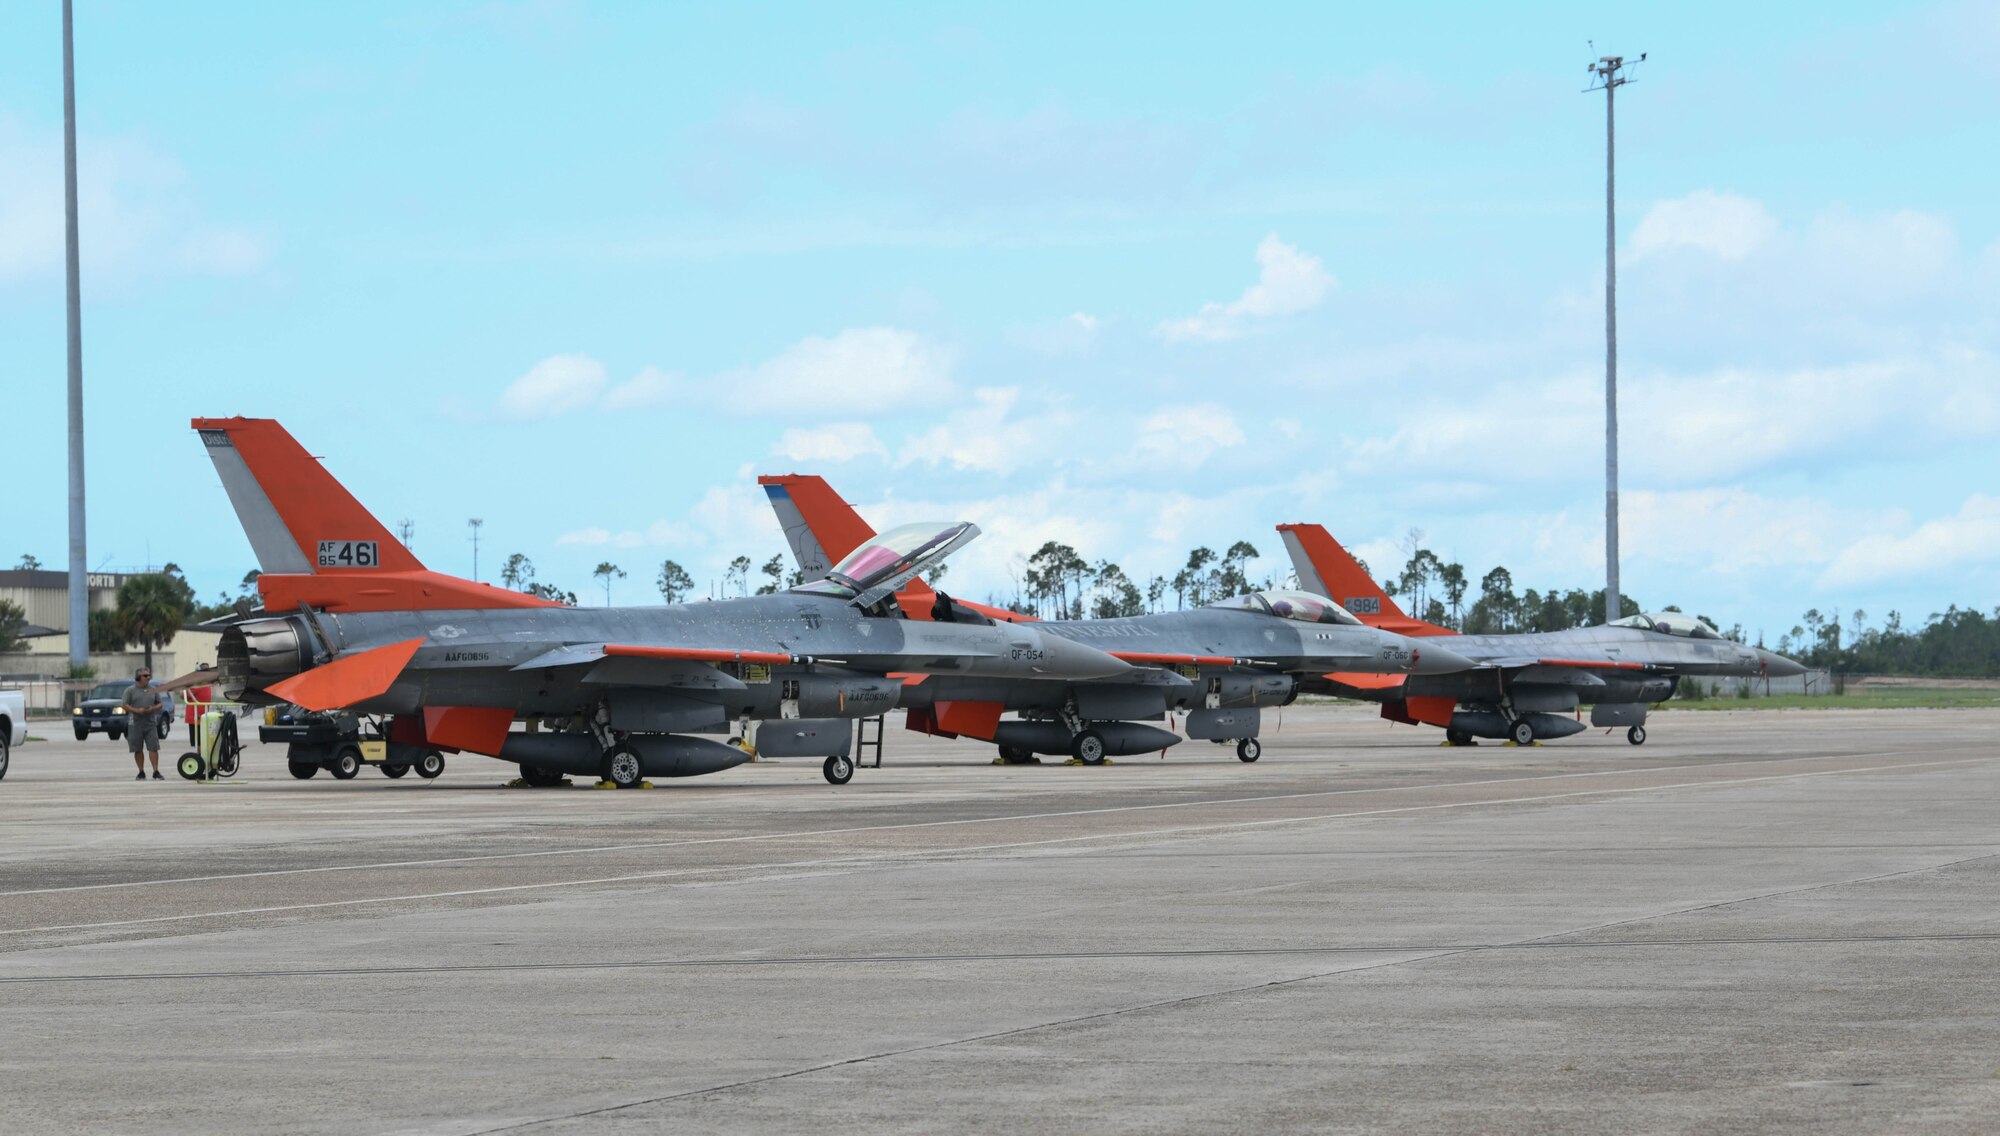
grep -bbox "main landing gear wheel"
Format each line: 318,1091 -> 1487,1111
415,751 -> 446,779
520,764 -> 565,788
996,746 -> 1038,764
1071,730 -> 1107,765
1445,728 -> 1473,747
380,763 -> 409,778
1236,738 -> 1262,763
1627,724 -> 1648,746
288,761 -> 318,780
823,754 -> 854,785
329,745 -> 363,780
1508,718 -> 1536,746
600,743 -> 643,789
176,752 -> 204,781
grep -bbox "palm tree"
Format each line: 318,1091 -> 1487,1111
115,574 -> 191,673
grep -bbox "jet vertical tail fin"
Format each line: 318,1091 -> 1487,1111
757,474 -> 877,582
193,417 -> 556,612
1276,523 -> 1455,637
757,472 -> 1033,622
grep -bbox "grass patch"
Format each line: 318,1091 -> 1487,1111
1665,689 -> 2000,711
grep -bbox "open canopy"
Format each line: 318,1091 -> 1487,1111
1208,589 -> 1363,626
792,520 -> 980,606
1612,612 -> 1724,639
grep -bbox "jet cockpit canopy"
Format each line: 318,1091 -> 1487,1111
1612,612 -> 1724,639
791,520 -> 980,607
1209,589 -> 1363,626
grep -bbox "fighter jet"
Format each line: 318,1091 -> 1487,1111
184,418 -> 1137,787
760,475 -> 1476,763
1277,523 -> 1807,745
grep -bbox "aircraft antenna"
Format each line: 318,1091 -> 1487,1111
1585,49 -> 1644,623
63,0 -> 89,670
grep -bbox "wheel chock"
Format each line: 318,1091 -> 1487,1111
1061,758 -> 1115,767
593,779 -> 618,789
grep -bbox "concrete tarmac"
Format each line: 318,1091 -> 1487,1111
2,705 -> 1997,1134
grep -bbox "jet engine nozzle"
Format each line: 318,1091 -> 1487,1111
215,616 -> 311,698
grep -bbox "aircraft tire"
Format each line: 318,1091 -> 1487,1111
1627,725 -> 1647,746
1236,738 -> 1261,763
380,763 -> 409,778
1445,728 -> 1472,746
1072,730 -> 1107,765
177,752 -> 204,781
822,754 -> 854,785
1508,718 -> 1535,746
415,751 -> 446,779
600,744 -> 643,788
520,763 -> 565,787
329,746 -> 362,780
288,761 -> 318,780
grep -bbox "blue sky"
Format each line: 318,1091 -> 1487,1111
3,0 -> 1995,640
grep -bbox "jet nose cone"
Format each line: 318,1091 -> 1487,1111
1758,648 -> 1808,678
1027,628 -> 1134,680
1408,639 -> 1477,674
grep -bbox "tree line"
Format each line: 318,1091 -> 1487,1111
11,549 -> 1995,678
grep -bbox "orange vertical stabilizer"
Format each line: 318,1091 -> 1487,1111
1276,523 -> 1454,637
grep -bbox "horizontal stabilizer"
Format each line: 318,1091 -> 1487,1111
266,638 -> 424,711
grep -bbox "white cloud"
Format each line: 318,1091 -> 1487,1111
897,387 -> 1050,474
555,527 -> 611,546
1132,405 -> 1246,465
1158,234 -> 1335,342
772,423 -> 889,463
601,365 -> 680,411
743,326 -> 954,404
0,114 -> 271,285
497,354 -> 607,419
1819,494 -> 2000,590
1630,190 -> 1777,261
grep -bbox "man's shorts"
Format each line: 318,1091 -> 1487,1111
125,717 -> 159,752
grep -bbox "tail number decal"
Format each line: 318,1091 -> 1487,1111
318,540 -> 380,568
1345,597 -> 1381,614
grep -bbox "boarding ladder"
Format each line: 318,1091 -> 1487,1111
855,714 -> 885,768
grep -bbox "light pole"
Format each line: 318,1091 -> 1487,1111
1586,50 -> 1643,625
468,518 -> 483,582
62,0 -> 88,670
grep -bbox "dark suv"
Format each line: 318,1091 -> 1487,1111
73,681 -> 175,742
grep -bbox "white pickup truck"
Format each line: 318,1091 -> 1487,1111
0,688 -> 22,780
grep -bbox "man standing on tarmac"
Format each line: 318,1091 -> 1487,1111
119,668 -> 165,780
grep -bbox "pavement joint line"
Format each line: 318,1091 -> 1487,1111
460,949 -> 1469,1134
3,754 -> 1975,939
11,931 -> 2000,986
0,747 -> 1932,898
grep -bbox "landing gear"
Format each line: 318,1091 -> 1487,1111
380,763 -> 409,778
1508,718 -> 1536,747
1072,730 -> 1107,765
519,763 -> 565,788
823,754 -> 854,785
600,743 -> 643,788
288,761 -> 318,780
329,745 -> 362,780
1445,728 -> 1473,747
996,746 -> 1038,764
1236,738 -> 1261,763
1626,724 -> 1647,746
415,751 -> 446,779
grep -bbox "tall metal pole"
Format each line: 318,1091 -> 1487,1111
1603,73 -> 1619,625
63,0 -> 89,670
1586,51 -> 1641,625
